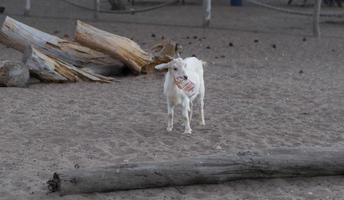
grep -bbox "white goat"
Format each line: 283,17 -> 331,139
155,57 -> 205,134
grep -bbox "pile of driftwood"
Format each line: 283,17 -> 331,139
0,16 -> 180,87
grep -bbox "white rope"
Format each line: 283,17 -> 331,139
61,0 -> 179,14
247,0 -> 344,17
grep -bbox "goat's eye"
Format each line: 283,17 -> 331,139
174,68 -> 177,71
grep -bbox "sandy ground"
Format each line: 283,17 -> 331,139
0,0 -> 344,199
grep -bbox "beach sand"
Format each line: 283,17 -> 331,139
0,0 -> 344,199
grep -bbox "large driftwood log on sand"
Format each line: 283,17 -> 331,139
75,20 -> 153,74
75,21 -> 182,74
0,17 -> 124,78
47,147 -> 344,195
24,46 -> 113,83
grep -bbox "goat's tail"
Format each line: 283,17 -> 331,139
201,60 -> 207,67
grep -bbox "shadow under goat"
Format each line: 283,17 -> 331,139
155,57 -> 206,134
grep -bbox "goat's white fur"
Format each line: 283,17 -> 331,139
155,57 -> 205,134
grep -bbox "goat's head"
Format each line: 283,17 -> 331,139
155,58 -> 188,81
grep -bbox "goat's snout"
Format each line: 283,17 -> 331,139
183,75 -> 188,80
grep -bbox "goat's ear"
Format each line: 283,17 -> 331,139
155,63 -> 170,70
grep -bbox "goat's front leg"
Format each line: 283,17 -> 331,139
167,100 -> 174,132
182,100 -> 192,134
189,101 -> 193,123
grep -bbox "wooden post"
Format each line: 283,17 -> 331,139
94,0 -> 100,19
313,0 -> 321,38
48,147 -> 344,195
202,0 -> 211,27
24,0 -> 31,16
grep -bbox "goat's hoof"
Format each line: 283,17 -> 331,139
167,127 -> 173,132
183,129 -> 192,134
200,121 -> 205,126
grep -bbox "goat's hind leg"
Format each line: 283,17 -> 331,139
199,81 -> 205,126
200,97 -> 205,126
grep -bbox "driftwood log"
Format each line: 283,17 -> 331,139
74,21 -> 182,74
0,60 -> 30,87
75,20 -> 153,74
0,16 -> 124,80
24,46 -> 113,83
48,147 -> 344,195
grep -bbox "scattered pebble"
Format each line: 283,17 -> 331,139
302,37 -> 307,42
193,36 -> 198,39
188,42 -> 192,45
272,44 -> 277,49
220,55 -> 225,58
215,56 -> 219,59
229,42 -> 234,47
308,192 -> 313,195
254,39 -> 259,43
0,6 -> 5,13
186,36 -> 190,39
74,164 -> 80,169
202,36 -> 206,39
151,33 -> 156,38
332,49 -> 336,52
215,145 -> 223,150
206,46 -> 211,49
299,70 -> 304,74
198,38 -> 202,42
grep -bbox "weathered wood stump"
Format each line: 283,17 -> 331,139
47,147 -> 344,195
0,60 -> 30,87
